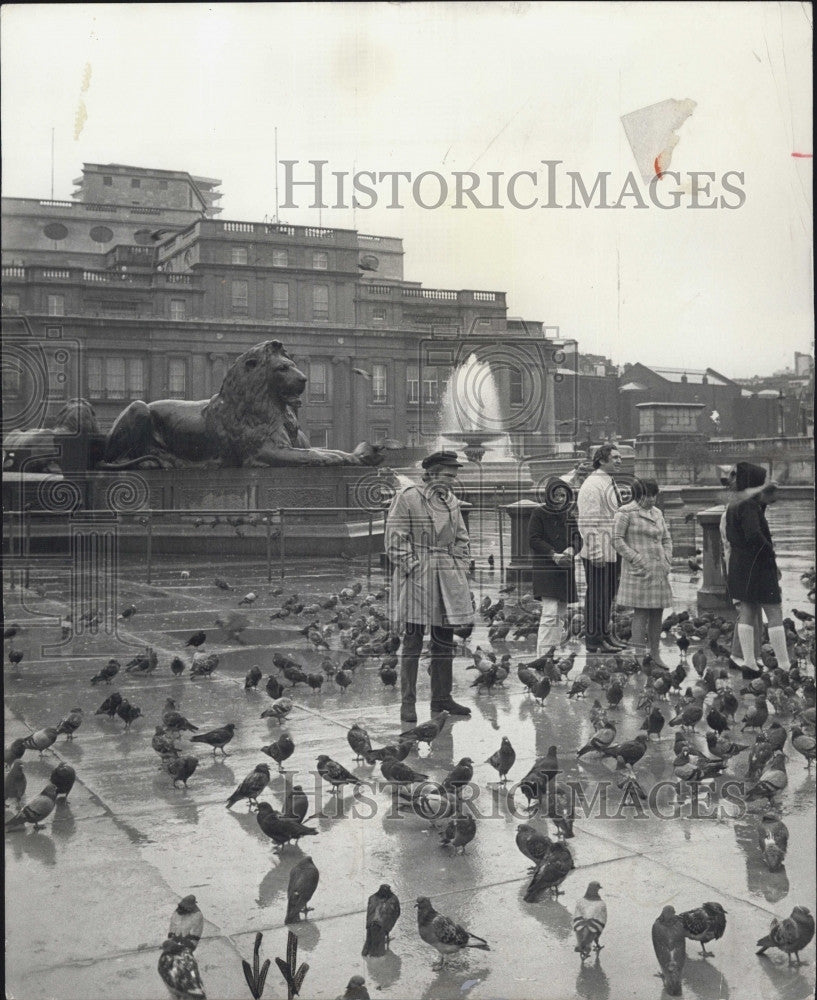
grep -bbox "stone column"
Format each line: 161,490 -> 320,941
696,505 -> 732,612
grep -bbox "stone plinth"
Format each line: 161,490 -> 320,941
502,499 -> 541,585
696,504 -> 732,612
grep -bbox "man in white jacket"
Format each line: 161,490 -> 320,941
576,444 -> 627,653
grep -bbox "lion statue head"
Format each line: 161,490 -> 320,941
204,340 -> 311,463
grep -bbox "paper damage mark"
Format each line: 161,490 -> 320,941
74,62 -> 92,140
621,99 -> 697,183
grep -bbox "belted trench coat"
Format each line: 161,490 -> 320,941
385,483 -> 474,628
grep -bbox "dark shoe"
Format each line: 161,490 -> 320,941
400,705 -> 417,724
432,698 -> 471,716
604,636 -> 629,650
598,640 -> 621,653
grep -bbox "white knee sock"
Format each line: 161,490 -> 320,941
737,624 -> 757,667
767,625 -> 792,670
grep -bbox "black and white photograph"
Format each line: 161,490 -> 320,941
2,3 -> 814,999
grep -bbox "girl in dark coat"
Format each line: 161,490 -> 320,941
528,472 -> 584,655
725,462 -> 790,671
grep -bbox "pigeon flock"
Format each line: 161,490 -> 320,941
4,567 -> 817,1000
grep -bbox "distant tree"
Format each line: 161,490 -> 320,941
674,435 -> 710,484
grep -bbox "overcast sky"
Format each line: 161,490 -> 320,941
2,2 -> 812,378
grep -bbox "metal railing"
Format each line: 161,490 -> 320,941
4,505 -> 387,585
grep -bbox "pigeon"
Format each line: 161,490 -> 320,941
573,882 -> 607,961
306,673 -> 324,693
415,896 -> 490,970
4,760 -> 26,807
317,755 -> 362,794
50,762 -> 76,798
791,726 -> 816,768
6,782 -> 57,831
678,902 -> 728,957
338,975 -> 370,1000
157,938 -> 207,999
285,856 -> 320,923
125,649 -> 158,674
190,723 -> 236,757
485,737 -> 516,783
380,757 -> 429,788
167,756 -> 199,788
362,884 -> 402,957
523,843 -> 575,900
757,906 -> 815,965
261,697 -> 293,724
379,662 -> 398,688
56,708 -> 83,740
741,696 -> 769,731
190,652 -> 219,680
168,895 -> 204,951
439,813 -> 477,854
334,669 -> 353,693
265,675 -> 285,700
652,905 -> 686,996
8,648 -> 24,667
442,758 -> 474,794
4,738 -> 27,767
170,657 -> 186,677
284,784 -> 309,823
21,727 -> 59,755
226,763 -> 271,810
90,659 -> 120,684
516,824 -> 554,869
153,726 -> 181,763
260,733 -> 295,772
602,734 -> 648,769
256,801 -> 318,850
577,722 -> 617,757
364,740 -> 416,765
185,631 -> 206,649
118,604 -> 136,620
244,665 -> 263,690
640,707 -> 665,741
545,783 -> 576,839
213,577 -> 232,590
95,692 -> 123,718
746,751 -> 788,802
163,700 -> 199,734
347,724 -> 373,762
399,711 -> 449,747
238,591 -> 257,606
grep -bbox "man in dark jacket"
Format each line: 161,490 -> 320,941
529,464 -> 588,655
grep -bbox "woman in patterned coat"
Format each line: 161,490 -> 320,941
612,478 -> 673,666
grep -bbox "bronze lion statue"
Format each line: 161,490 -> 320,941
3,398 -> 102,473
101,340 -> 384,469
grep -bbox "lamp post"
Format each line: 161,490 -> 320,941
778,390 -> 786,438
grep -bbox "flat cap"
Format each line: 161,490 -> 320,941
421,450 -> 463,469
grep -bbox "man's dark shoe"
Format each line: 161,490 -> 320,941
598,640 -> 621,653
400,705 -> 418,724
604,636 -> 629,650
432,698 -> 471,716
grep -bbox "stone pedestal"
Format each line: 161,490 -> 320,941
697,505 -> 732,612
502,499 -> 541,586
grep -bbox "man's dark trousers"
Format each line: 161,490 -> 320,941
401,622 -> 456,709
581,557 -> 622,648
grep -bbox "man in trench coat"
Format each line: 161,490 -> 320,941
385,450 -> 475,723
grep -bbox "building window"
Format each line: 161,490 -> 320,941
423,368 -> 438,404
272,249 -> 288,267
47,294 -> 65,317
231,279 -> 248,313
309,361 -> 328,402
310,428 -> 330,448
372,363 -> 388,403
159,179 -> 168,191
313,251 -> 328,270
371,426 -> 389,443
372,307 -> 386,324
170,298 -> 186,320
272,283 -> 289,318
312,284 -> 329,320
407,365 -> 419,404
107,357 -> 126,400
2,293 -> 20,313
509,367 -> 524,406
168,359 -> 187,399
103,175 -> 112,186
231,246 -> 248,265
128,358 -> 146,398
131,178 -> 141,188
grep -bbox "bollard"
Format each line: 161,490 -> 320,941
279,509 -> 286,579
145,512 -> 153,584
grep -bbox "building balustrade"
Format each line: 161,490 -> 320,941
706,436 -> 813,453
